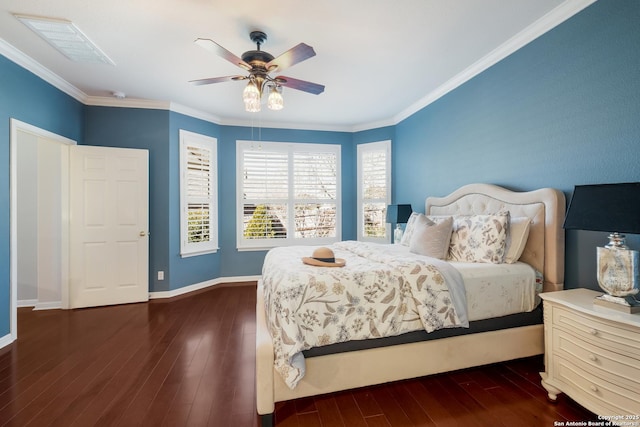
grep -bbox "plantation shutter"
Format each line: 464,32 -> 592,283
242,150 -> 289,239
293,152 -> 337,200
357,141 -> 391,241
237,141 -> 341,249
186,144 -> 212,243
180,130 -> 217,256
243,150 -> 289,200
293,151 -> 337,238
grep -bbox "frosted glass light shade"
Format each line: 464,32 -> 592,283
243,81 -> 261,112
267,86 -> 284,110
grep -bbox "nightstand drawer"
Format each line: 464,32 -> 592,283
541,289 -> 640,418
553,329 -> 640,392
555,356 -> 640,415
552,306 -> 640,358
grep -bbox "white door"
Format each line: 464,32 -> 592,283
69,145 -> 149,308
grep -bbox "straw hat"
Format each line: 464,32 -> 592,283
302,247 -> 346,267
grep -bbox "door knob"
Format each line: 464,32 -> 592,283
139,231 -> 147,237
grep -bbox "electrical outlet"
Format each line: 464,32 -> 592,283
158,271 -> 164,281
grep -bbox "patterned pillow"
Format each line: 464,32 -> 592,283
409,216 -> 454,259
447,211 -> 510,263
400,212 -> 424,246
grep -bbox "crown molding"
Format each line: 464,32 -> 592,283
351,117 -> 396,133
2,0 -> 597,133
84,95 -> 170,110
0,37 -> 87,103
218,117 -> 354,132
169,102 -> 223,124
392,0 -> 597,126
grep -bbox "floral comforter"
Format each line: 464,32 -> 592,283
261,241 -> 468,389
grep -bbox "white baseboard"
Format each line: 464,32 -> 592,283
33,301 -> 62,311
17,299 -> 38,308
18,300 -> 62,310
0,333 -> 15,350
149,275 -> 260,300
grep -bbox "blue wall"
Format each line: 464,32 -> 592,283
83,106 -> 172,291
394,0 -> 640,290
2,0 -> 640,339
168,112 -> 222,289
0,55 -> 84,337
85,110 -> 354,287
217,126 -> 354,277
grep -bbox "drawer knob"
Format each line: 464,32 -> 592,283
589,354 -> 598,362
590,385 -> 598,393
589,329 -> 598,336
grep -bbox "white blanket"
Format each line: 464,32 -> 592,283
262,241 -> 468,389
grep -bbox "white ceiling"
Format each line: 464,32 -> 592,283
0,0 -> 594,131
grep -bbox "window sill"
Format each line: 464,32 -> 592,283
180,248 -> 219,258
236,246 -> 274,252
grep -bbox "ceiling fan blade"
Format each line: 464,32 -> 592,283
266,43 -> 316,72
276,76 -> 325,95
189,75 -> 246,86
194,38 -> 251,70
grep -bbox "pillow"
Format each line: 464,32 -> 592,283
504,217 -> 531,263
400,212 -> 424,246
447,211 -> 510,263
409,216 -> 453,259
426,215 -> 453,225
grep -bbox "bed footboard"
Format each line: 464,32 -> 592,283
256,274 -> 544,421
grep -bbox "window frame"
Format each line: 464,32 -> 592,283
179,130 -> 218,257
236,140 -> 342,251
357,140 -> 392,243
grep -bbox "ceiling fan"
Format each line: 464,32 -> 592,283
190,31 -> 325,112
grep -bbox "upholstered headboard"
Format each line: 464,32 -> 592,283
426,183 -> 565,292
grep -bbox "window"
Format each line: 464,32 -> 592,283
237,140 -> 341,249
357,140 -> 391,242
180,130 -> 218,256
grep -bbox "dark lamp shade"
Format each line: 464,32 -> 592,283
563,183 -> 640,234
386,204 -> 413,224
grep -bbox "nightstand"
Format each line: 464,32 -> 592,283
540,288 -> 640,418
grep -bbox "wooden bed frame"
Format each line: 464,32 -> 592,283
255,183 -> 566,425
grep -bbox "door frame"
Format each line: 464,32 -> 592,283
9,118 -> 76,341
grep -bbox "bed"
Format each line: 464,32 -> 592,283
255,183 -> 565,426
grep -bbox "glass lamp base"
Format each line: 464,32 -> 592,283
393,224 -> 403,244
597,246 -> 639,299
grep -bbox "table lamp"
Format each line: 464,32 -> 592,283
563,183 -> 640,310
386,204 -> 413,243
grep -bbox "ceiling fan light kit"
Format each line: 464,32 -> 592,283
191,30 -> 324,113
267,85 -> 284,111
242,78 -> 261,112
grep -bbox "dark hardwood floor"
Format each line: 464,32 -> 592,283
0,282 -> 597,426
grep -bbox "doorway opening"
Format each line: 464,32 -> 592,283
9,118 -> 76,341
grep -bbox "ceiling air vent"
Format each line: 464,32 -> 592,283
14,14 -> 115,65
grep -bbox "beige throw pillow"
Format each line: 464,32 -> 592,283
504,217 -> 531,263
409,216 -> 454,259
448,212 -> 510,263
